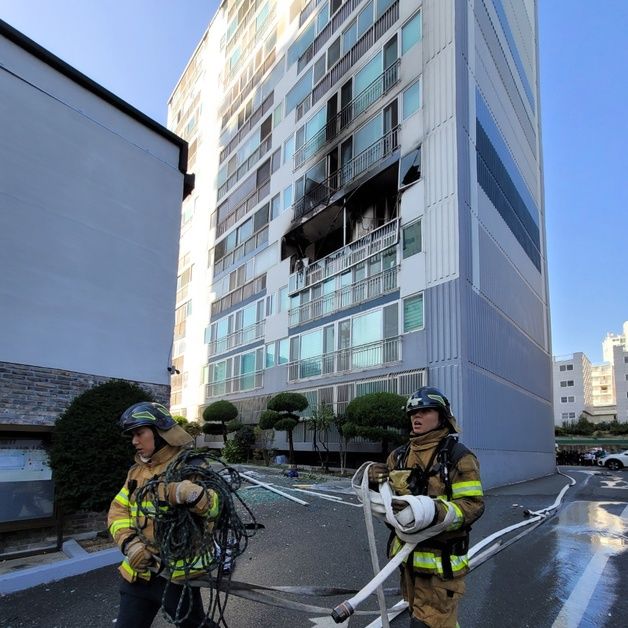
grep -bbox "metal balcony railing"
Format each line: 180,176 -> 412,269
209,321 -> 265,357
294,60 -> 400,170
292,125 -> 399,221
211,274 -> 267,317
217,135 -> 272,201
215,179 -> 271,238
289,219 -> 399,293
288,337 -> 401,381
206,370 -> 264,398
289,265 -> 398,326
214,227 -> 269,277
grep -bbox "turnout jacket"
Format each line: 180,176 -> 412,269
385,427 -> 484,580
107,445 -> 220,583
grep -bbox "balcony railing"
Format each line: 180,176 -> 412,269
294,60 -> 400,170
217,135 -> 272,201
209,321 -> 265,357
289,218 -> 399,293
215,179 -> 271,238
211,274 -> 267,317
292,125 -> 399,221
288,337 -> 401,381
206,370 -> 264,399
214,226 -> 269,277
289,265 -> 398,326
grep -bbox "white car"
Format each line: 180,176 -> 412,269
598,450 -> 628,471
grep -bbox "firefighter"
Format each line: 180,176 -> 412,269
108,402 -> 221,628
368,387 -> 485,628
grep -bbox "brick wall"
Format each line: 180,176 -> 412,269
0,361 -> 169,426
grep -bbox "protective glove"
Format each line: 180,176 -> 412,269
367,463 -> 390,485
125,538 -> 153,571
167,480 -> 207,506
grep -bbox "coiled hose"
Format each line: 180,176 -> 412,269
134,449 -> 257,627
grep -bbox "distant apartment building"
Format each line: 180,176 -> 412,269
552,321 -> 628,424
0,20 -> 191,426
168,0 -> 553,486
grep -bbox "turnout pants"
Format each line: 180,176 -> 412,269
401,562 -> 465,628
116,576 -> 217,628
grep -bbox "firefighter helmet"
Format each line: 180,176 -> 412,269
406,387 -> 451,415
120,402 -> 176,433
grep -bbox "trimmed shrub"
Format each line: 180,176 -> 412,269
49,381 -> 154,513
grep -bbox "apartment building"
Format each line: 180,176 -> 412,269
168,0 -> 553,486
552,321 -> 628,424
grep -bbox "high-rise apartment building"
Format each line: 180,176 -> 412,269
552,321 -> 628,425
168,0 -> 552,486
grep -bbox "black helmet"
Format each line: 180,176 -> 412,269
119,402 -> 176,433
406,387 -> 450,415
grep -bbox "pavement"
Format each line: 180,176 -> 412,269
0,465 -> 567,585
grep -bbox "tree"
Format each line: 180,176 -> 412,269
259,392 -> 309,464
308,403 -> 335,471
173,415 -> 202,438
49,380 -> 154,513
234,426 -> 256,461
202,400 -> 238,443
344,392 -> 407,455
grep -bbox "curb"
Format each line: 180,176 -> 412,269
0,544 -> 122,595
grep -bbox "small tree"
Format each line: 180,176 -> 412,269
259,392 -> 309,464
234,426 -> 256,461
49,381 -> 154,513
173,415 -> 202,438
308,403 -> 335,471
344,392 -> 407,455
202,400 -> 238,443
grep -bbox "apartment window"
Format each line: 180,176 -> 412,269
404,294 -> 424,332
625,356 -> 628,363
377,0 -> 396,17
283,184 -> 293,209
265,343 -> 275,368
279,286 -> 289,312
286,69 -> 313,113
314,55 -> 326,84
399,146 -> 421,186
343,20 -> 357,53
625,374 -> 628,381
278,338 -> 289,364
358,1 -> 374,38
568,396 -> 575,402
273,104 -> 283,128
328,37 -> 341,69
561,413 -> 568,420
566,364 -> 573,371
317,2 -> 330,32
354,114 -> 383,154
560,380 -> 574,387
402,11 -> 422,54
403,80 -> 421,119
271,194 -> 282,220
402,221 -> 422,258
560,397 -> 567,403
288,22 -> 315,66
569,412 -> 576,419
284,135 -> 295,166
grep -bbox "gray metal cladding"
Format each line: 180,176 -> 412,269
474,0 -> 536,152
478,228 -> 545,347
464,286 -> 552,401
426,279 -> 461,365
463,365 -> 554,454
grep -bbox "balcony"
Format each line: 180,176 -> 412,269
288,337 -> 401,382
289,265 -> 398,326
293,126 -> 399,222
211,274 -> 267,317
209,321 -> 265,357
294,60 -> 400,170
289,218 -> 399,293
206,370 -> 264,399
217,135 -> 272,201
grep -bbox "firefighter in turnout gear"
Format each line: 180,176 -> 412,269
108,402 -> 221,628
368,387 -> 484,628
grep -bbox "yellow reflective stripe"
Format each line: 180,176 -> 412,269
168,552 -> 214,578
128,501 -> 168,516
120,558 -> 151,580
451,481 -> 483,498
390,537 -> 469,575
114,488 -> 130,507
445,500 -> 465,531
109,518 -> 132,536
204,492 -> 220,519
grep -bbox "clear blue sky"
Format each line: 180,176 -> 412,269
1,1 -> 626,363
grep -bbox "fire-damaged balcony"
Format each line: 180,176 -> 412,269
288,337 -> 401,382
293,61 -> 401,171
292,125 -> 399,222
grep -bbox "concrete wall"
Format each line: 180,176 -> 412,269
0,31 -> 184,389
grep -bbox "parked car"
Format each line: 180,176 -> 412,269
597,450 -> 628,471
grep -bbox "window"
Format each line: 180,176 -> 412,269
560,380 -> 574,387
278,338 -> 289,364
279,286 -> 289,312
561,413 -> 568,420
271,194 -> 282,220
402,11 -> 422,54
273,104 -> 283,127
265,342 -> 275,368
354,114 -> 383,154
402,221 -> 422,258
569,412 -> 576,419
568,396 -> 574,402
328,37 -> 341,69
283,134 -> 295,165
560,397 -> 567,403
283,184 -> 293,209
377,0 -> 396,17
559,365 -> 566,371
403,80 -> 421,119
566,364 -> 573,371
286,69 -> 313,113
357,1 -> 374,38
399,146 -> 421,186
404,294 -> 424,332
343,20 -> 357,53
314,55 -> 326,84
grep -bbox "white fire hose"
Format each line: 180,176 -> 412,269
331,463 -> 456,623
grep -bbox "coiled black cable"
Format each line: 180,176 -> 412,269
134,448 -> 257,627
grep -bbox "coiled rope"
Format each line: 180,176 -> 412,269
134,448 -> 257,627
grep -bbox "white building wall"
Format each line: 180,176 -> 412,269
0,31 -> 185,386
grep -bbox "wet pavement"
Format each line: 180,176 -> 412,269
0,465 -> 626,627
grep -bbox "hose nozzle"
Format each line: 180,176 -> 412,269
331,601 -> 354,623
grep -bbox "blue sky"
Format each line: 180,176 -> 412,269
1,1 -> 626,363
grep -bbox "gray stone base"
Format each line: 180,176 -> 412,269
0,360 -> 170,426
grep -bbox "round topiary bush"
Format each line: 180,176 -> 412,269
49,380 -> 155,513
